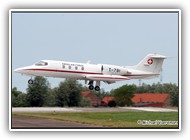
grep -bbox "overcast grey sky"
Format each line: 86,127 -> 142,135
11,10 -> 179,92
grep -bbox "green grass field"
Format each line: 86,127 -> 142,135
13,111 -> 179,128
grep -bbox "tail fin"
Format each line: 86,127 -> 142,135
133,54 -> 166,74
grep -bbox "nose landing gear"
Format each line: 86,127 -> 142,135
28,78 -> 33,84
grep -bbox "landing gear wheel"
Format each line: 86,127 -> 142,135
89,85 -> 94,90
28,79 -> 33,84
95,86 -> 100,91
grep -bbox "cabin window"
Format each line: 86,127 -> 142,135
62,64 -> 65,69
35,61 -> 48,66
75,66 -> 78,70
81,66 -> 84,70
69,65 -> 71,69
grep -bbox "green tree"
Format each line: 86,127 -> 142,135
79,97 -> 91,107
12,87 -> 28,107
43,88 -> 57,107
12,87 -> 22,97
13,93 -> 28,107
55,79 -> 82,107
26,76 -> 49,107
94,89 -> 111,99
113,85 -> 135,106
162,83 -> 179,107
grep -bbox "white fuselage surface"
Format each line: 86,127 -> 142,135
15,54 -> 166,91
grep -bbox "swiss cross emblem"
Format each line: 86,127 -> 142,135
147,58 -> 153,65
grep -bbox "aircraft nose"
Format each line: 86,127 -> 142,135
14,67 -> 24,73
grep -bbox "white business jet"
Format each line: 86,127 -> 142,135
14,53 -> 166,91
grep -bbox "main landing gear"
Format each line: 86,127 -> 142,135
88,80 -> 100,91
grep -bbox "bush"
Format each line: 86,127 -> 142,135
108,100 -> 116,107
79,97 -> 91,107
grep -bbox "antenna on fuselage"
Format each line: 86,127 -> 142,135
86,60 -> 91,64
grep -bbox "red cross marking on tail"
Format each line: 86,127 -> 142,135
147,58 -> 153,65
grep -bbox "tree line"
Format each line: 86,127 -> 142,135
12,76 -> 179,107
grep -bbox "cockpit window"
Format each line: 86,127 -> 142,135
35,61 -> 48,66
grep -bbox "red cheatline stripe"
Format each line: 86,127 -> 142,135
122,74 -> 159,76
89,76 -> 129,80
25,68 -> 102,75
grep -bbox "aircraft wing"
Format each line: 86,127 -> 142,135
86,74 -> 130,84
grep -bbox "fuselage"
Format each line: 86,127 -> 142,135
15,60 -> 158,80
15,53 -> 165,91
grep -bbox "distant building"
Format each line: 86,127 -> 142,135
80,91 -> 101,107
101,96 -> 114,106
102,93 -> 170,107
132,93 -> 170,107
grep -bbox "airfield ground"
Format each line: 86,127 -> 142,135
11,107 -> 178,129
12,115 -> 102,128
12,107 -> 178,113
